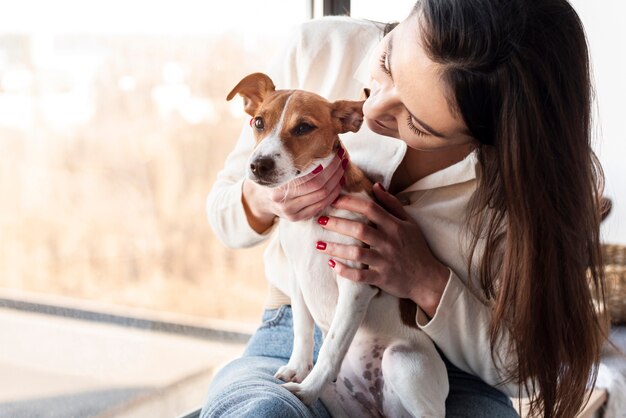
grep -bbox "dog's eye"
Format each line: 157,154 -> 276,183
293,123 -> 316,136
254,117 -> 265,131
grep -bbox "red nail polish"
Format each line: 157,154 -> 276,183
341,159 -> 349,169
316,241 -> 327,250
312,164 -> 323,174
339,176 -> 345,187
337,147 -> 345,158
328,259 -> 336,268
317,216 -> 329,226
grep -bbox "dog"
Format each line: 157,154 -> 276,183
227,72 -> 449,417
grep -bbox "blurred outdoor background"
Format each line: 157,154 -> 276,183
0,1 -> 313,323
0,0 -> 624,325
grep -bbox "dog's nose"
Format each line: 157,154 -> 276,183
250,157 -> 275,179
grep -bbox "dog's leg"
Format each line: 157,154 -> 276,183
283,278 -> 377,405
381,337 -> 449,417
275,273 -> 315,383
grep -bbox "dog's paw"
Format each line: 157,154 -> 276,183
274,362 -> 313,383
281,381 -> 321,406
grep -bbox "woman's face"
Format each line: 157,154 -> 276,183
363,14 -> 475,152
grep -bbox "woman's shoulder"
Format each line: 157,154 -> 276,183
288,16 -> 386,61
268,16 -> 385,98
296,15 -> 387,41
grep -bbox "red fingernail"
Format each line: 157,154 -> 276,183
328,259 -> 336,268
339,176 -> 345,187
337,147 -> 345,158
317,216 -> 329,226
312,164 -> 323,174
377,182 -> 386,192
316,241 -> 327,250
341,159 -> 349,169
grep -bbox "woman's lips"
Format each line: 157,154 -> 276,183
373,119 -> 392,130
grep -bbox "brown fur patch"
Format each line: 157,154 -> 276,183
399,298 -> 419,329
252,91 -> 293,144
278,91 -> 339,170
342,158 -> 373,196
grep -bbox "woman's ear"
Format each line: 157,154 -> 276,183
332,100 -> 365,133
226,72 -> 276,117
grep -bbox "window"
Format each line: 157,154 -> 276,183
350,0 -> 416,22
0,1 -> 309,416
0,0 -> 308,322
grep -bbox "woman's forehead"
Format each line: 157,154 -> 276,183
392,17 -> 467,138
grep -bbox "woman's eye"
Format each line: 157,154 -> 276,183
293,123 -> 315,136
406,115 -> 427,137
254,117 -> 264,130
379,50 -> 392,77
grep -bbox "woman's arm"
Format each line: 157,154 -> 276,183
417,268 -> 523,397
206,125 -> 272,248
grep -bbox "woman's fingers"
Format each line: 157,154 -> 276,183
317,215 -> 380,246
327,258 -> 376,285
331,183 -> 411,229
282,165 -> 343,220
330,195 -> 398,233
299,154 -> 343,189
270,155 -> 343,210
277,154 -> 343,197
293,179 -> 343,220
316,240 -> 378,266
372,183 -> 410,221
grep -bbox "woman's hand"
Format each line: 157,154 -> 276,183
317,183 -> 450,318
242,149 -> 346,233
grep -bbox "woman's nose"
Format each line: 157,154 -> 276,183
365,80 -> 399,119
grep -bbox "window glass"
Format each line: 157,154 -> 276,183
0,1 -> 309,323
350,0 -> 416,23
0,2 -> 308,416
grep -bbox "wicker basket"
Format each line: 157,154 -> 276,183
602,244 -> 626,324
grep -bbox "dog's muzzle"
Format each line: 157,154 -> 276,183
249,156 -> 276,185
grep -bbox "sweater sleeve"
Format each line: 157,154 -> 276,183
205,125 -> 272,248
416,269 -> 524,398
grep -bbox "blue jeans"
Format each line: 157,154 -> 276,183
200,305 -> 518,418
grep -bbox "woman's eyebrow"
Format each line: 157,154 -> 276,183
387,33 -> 446,138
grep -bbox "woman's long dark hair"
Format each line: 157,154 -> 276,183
414,0 -> 607,416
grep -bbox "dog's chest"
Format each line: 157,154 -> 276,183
279,204 -> 366,330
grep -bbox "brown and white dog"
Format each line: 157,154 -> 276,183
227,73 -> 448,418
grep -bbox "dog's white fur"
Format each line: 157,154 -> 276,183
229,73 -> 449,418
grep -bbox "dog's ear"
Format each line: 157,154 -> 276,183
332,100 -> 365,134
226,73 -> 276,116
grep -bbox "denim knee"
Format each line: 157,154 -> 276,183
444,358 -> 519,418
202,388 -> 312,418
201,356 -> 330,418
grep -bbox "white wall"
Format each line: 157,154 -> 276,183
569,0 -> 626,244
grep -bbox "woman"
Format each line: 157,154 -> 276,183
202,0 -> 607,417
